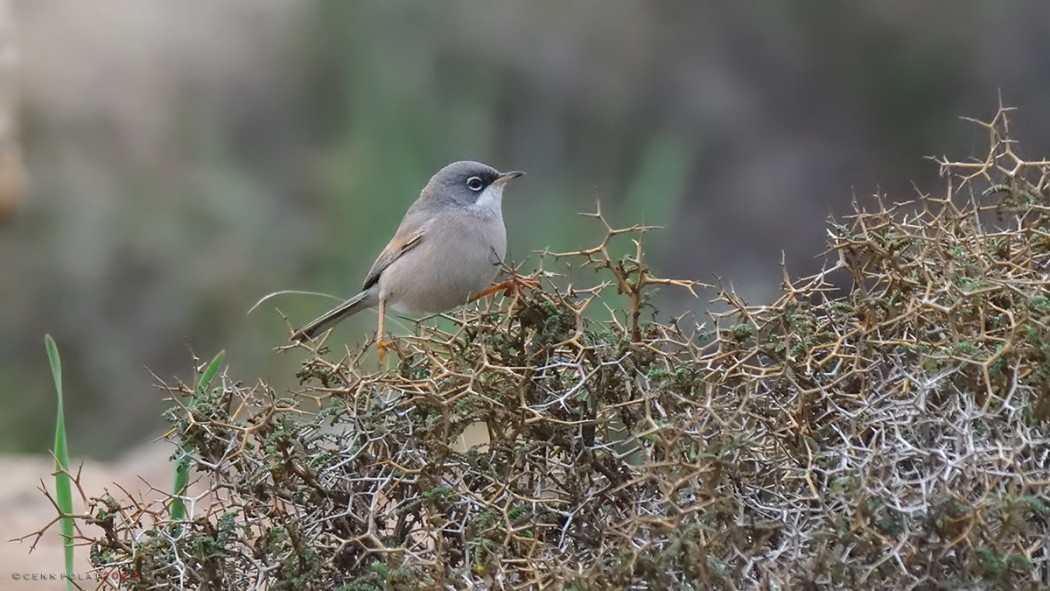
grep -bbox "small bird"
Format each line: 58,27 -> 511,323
291,161 -> 527,353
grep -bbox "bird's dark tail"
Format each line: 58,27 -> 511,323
291,290 -> 376,341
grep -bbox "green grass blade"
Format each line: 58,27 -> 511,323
169,444 -> 193,522
197,350 -> 225,395
171,350 -> 224,522
45,334 -> 75,591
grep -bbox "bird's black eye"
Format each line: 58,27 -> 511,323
466,176 -> 484,191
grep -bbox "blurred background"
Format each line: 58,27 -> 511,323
2,1 -> 1050,458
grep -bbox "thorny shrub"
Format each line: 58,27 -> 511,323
28,106 -> 1050,589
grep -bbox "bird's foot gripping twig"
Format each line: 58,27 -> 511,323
469,273 -> 541,302
377,337 -> 388,363
377,336 -> 403,363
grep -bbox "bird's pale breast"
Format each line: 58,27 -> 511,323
379,209 -> 505,314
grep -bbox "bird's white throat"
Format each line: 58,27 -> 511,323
473,183 -> 505,212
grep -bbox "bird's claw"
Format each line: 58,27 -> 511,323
470,273 -> 542,302
377,336 -> 398,363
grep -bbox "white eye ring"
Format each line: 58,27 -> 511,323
466,176 -> 484,191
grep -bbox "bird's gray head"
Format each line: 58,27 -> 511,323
422,160 -> 525,211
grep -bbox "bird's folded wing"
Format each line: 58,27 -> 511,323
362,226 -> 426,290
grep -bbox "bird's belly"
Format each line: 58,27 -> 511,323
380,246 -> 501,314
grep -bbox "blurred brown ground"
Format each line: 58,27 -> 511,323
0,444 -> 199,589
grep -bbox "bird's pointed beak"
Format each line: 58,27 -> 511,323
494,170 -> 526,185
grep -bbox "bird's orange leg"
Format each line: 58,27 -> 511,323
469,273 -> 541,302
376,298 -> 388,363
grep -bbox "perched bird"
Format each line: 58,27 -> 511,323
292,161 -> 528,355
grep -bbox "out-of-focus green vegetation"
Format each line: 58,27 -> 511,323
2,2 -> 1050,456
